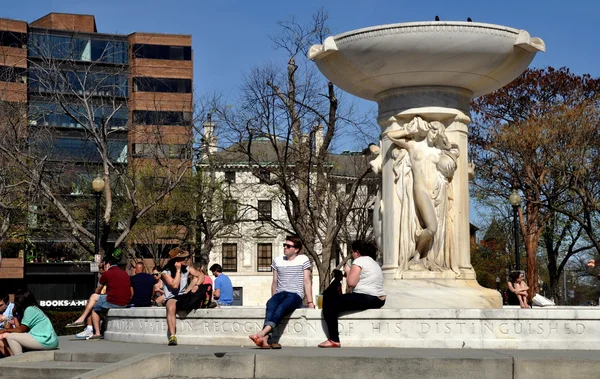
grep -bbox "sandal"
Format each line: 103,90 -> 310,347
66,321 -> 86,328
318,339 -> 341,348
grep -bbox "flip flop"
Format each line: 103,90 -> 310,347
270,343 -> 282,349
66,321 -> 86,328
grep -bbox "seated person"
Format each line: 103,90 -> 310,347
172,263 -> 211,310
210,264 -> 234,306
319,240 -> 385,348
162,248 -> 191,346
66,264 -> 107,339
87,255 -> 131,340
0,292 -> 15,328
507,270 -> 530,308
152,266 -> 165,306
323,269 -> 344,302
129,261 -> 155,307
0,290 -> 58,356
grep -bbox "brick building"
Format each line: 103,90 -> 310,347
0,13 -> 193,304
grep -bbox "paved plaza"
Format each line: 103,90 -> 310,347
0,335 -> 599,378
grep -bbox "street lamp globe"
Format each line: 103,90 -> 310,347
509,189 -> 521,206
92,177 -> 105,193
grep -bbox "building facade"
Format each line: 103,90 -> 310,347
0,12 -> 193,303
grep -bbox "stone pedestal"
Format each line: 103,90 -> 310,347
105,307 -> 599,349
309,22 -> 545,308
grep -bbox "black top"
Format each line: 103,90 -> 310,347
130,273 -> 155,306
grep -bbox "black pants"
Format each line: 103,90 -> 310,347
322,292 -> 385,343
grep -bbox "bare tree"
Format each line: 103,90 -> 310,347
0,31 -> 189,258
213,10 -> 375,292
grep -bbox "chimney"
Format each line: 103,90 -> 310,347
202,114 -> 218,159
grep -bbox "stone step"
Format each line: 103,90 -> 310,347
0,360 -> 105,379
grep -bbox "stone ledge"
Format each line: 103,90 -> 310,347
105,307 -> 600,349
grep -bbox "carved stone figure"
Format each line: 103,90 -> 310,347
387,116 -> 460,274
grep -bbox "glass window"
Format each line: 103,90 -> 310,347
222,243 -> 237,272
0,66 -> 27,83
257,244 -> 272,272
28,33 -> 128,64
28,101 -> 128,130
133,77 -> 192,93
29,68 -> 128,97
131,143 -> 190,159
32,137 -> 118,162
257,200 -> 272,221
259,169 -> 270,183
0,31 -> 27,48
133,110 -> 192,126
224,171 -> 235,183
345,183 -> 352,194
132,44 -> 192,61
223,200 -> 237,223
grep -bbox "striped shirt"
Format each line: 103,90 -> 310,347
273,254 -> 311,298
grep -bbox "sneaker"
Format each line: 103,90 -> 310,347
86,334 -> 102,340
75,328 -> 93,339
168,335 -> 177,346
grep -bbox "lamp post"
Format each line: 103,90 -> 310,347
509,189 -> 522,271
496,276 -> 501,292
92,177 -> 105,258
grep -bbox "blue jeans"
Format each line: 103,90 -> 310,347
264,291 -> 302,329
93,294 -> 126,313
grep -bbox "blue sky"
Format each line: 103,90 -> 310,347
4,1 -> 597,227
5,0 -> 597,104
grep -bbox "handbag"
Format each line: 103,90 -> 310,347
532,293 -> 555,307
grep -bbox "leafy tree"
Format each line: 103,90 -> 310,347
471,67 -> 600,298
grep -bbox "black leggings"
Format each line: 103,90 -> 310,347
322,292 -> 385,342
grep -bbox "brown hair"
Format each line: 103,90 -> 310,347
286,235 -> 302,252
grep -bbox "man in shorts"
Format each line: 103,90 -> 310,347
88,255 -> 131,340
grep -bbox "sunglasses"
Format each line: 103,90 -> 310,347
283,243 -> 296,249
153,273 -> 160,276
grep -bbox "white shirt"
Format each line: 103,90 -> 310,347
352,256 -> 385,297
272,254 -> 311,298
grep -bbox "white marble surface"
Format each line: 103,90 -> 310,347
309,21 -> 545,100
308,22 -> 544,309
105,306 -> 598,349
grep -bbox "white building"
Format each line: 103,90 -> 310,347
198,121 -> 376,305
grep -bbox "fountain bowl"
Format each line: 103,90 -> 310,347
309,21 -> 545,100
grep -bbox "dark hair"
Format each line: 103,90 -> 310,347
0,291 -> 9,305
286,235 -> 302,252
13,289 -> 41,319
351,240 -> 377,260
163,258 -> 188,279
152,265 -> 162,272
332,269 -> 343,281
103,255 -> 119,266
209,264 -> 222,273
509,271 -> 522,283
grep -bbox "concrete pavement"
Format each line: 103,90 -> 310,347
0,336 -> 599,378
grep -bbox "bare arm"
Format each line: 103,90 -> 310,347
304,269 -> 314,308
161,263 -> 182,289
346,265 -> 362,288
271,270 -> 278,296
